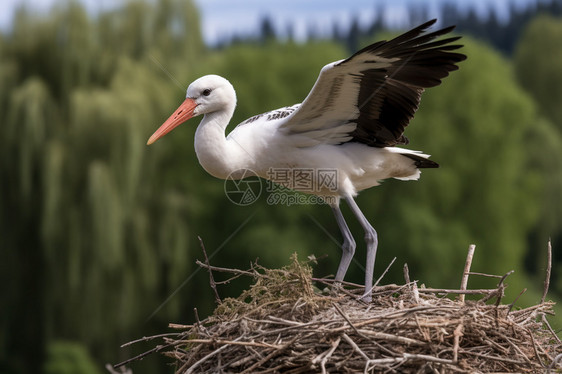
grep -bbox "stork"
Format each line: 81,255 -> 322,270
147,19 -> 466,301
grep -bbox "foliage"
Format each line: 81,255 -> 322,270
44,341 -> 102,374
515,15 -> 562,127
442,0 -> 562,55
0,1 -> 203,372
514,14 -> 562,287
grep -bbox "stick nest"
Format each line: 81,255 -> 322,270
117,253 -> 561,373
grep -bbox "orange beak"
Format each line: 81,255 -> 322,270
147,98 -> 198,145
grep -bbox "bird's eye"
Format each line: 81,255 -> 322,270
202,89 -> 212,97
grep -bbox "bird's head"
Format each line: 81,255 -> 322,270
147,75 -> 236,145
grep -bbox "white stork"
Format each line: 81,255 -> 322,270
147,19 -> 466,301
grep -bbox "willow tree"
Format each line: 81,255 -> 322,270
0,1 -> 204,372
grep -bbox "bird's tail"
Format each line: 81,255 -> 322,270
402,153 -> 439,168
387,147 -> 439,169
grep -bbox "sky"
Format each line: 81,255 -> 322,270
195,0 -> 534,44
0,0 -> 537,45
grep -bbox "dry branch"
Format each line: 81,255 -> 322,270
458,244 -> 475,303
542,239 -> 553,304
198,236 -> 221,304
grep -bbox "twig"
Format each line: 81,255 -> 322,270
417,287 -> 498,295
453,322 -> 463,362
114,344 -> 171,369
483,336 -> 509,355
363,353 -> 457,368
183,338 -> 280,349
507,288 -> 527,314
403,263 -> 419,303
185,336 -> 243,374
198,236 -> 221,304
374,257 -> 396,287
332,305 -> 460,332
193,307 -> 208,336
414,314 -> 431,342
458,244 -> 475,303
228,351 -> 261,368
526,327 -> 546,368
403,263 -> 411,284
334,303 -> 369,340
321,337 -> 341,372
267,315 -> 305,325
120,333 -> 180,348
459,350 -> 528,365
357,330 -> 425,346
196,260 -> 257,277
311,336 -> 341,374
542,314 -> 562,344
547,353 -> 562,373
479,269 -> 514,304
342,333 -> 370,361
494,270 -> 514,308
467,271 -> 504,279
214,273 -> 245,285
497,270 -> 514,289
169,323 -> 193,329
240,335 -> 300,374
541,239 -> 552,304
193,307 -> 201,325
502,334 -> 533,365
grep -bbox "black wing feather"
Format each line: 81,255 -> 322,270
341,19 -> 466,147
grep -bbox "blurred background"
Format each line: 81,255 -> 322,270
1,0 -> 562,372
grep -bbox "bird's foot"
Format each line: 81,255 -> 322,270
359,292 -> 372,303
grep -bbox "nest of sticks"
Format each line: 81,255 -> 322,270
116,243 -> 561,373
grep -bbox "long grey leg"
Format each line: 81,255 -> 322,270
331,204 -> 356,282
344,195 -> 378,302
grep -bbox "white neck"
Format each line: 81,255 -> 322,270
194,107 -> 249,179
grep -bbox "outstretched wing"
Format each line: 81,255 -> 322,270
280,19 -> 466,147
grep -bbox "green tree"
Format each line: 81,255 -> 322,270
514,14 -> 562,292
